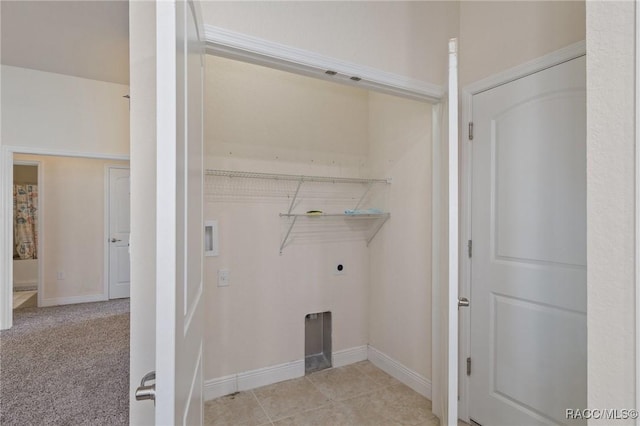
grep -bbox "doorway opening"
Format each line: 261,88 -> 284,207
8,154 -> 130,315
12,162 -> 40,310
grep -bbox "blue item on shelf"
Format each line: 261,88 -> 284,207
344,208 -> 383,215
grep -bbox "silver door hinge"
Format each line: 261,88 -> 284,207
468,122 -> 474,140
468,240 -> 472,258
467,357 -> 471,376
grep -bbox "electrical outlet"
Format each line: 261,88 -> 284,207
218,269 -> 230,287
333,263 -> 346,276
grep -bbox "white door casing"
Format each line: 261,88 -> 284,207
446,39 -> 459,426
433,39 -> 459,426
108,167 -> 130,299
155,1 -> 205,424
468,56 -> 587,425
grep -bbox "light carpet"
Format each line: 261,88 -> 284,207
0,299 -> 130,425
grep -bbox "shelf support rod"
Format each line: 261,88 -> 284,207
280,215 -> 298,255
366,214 -> 390,246
287,178 -> 304,214
354,182 -> 373,210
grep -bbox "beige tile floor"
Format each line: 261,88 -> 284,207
204,361 -> 440,426
13,290 -> 37,309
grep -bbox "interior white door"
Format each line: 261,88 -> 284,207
469,56 -> 586,426
108,167 -> 130,299
155,1 -> 205,424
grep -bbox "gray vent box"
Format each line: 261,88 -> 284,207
305,311 -> 332,374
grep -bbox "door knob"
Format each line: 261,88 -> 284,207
111,238 -> 122,243
458,297 -> 470,308
135,371 -> 156,403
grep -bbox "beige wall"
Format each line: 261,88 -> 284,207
205,55 -> 369,170
204,1 -> 586,89
1,65 -> 129,156
13,164 -> 37,184
13,259 -> 38,290
202,1 -> 459,86
204,56 -> 372,379
368,92 -> 433,380
586,2 -> 636,421
13,154 -> 128,304
459,1 -> 585,86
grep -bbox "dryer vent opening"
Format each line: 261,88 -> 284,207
305,311 -> 332,374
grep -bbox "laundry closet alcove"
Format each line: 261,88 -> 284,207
202,53 -> 434,402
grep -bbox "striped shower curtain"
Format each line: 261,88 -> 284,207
13,184 -> 38,260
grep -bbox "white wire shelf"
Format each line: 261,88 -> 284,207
205,169 -> 391,185
279,213 -> 389,219
206,169 -> 391,254
278,212 -> 390,254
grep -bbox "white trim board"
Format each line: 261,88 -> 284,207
367,346 -> 432,399
1,149 -> 14,329
463,40 -> 586,96
332,345 -> 368,368
430,101 -> 444,421
204,346 -> 367,401
2,145 -> 130,161
204,25 -> 444,104
39,293 -> 108,308
635,2 -> 640,423
458,40 -> 586,422
12,279 -> 37,290
203,345 -> 433,402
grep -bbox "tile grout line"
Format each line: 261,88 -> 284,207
304,374 -> 334,402
250,389 -> 274,426
266,391 -> 339,423
307,364 -> 391,403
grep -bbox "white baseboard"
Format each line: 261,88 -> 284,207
204,359 -> 304,401
203,345 -> 431,402
333,345 -> 368,367
367,346 -> 432,399
204,345 -> 368,401
40,293 -> 108,307
13,280 -> 37,290
237,359 -> 305,392
203,373 -> 237,402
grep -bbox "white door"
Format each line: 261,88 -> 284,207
108,167 -> 130,299
469,56 -> 586,425
155,1 -> 205,424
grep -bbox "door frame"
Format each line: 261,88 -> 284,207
104,165 -> 131,299
190,23 -> 454,421
11,159 -> 43,308
0,145 -> 129,330
204,25 -> 444,104
458,40 -> 586,423
636,0 -> 640,417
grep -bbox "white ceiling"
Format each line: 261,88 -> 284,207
1,0 -> 129,85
